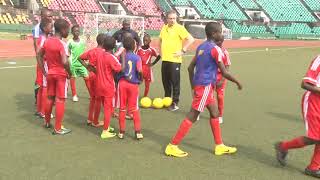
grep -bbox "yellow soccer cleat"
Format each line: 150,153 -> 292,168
215,144 -> 237,156
100,130 -> 116,139
107,126 -> 115,132
165,143 -> 188,157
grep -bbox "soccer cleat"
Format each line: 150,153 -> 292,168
274,142 -> 288,166
219,117 -> 223,124
44,122 -> 52,129
305,168 -> 320,178
196,115 -> 200,121
72,95 -> 79,102
107,126 -> 115,132
136,133 -> 143,140
118,133 -> 124,139
87,120 -> 92,126
214,144 -> 237,155
165,143 -> 188,157
100,130 -> 116,139
52,128 -> 72,135
168,103 -> 179,112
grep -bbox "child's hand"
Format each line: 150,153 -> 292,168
236,82 -> 243,90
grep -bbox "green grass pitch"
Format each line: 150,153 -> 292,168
0,47 -> 319,180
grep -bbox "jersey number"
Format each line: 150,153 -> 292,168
127,60 -> 133,79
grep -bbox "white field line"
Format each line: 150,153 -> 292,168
0,65 -> 35,70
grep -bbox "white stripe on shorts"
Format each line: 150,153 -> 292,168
198,85 -> 210,112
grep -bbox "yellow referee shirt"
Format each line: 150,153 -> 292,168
159,23 -> 190,63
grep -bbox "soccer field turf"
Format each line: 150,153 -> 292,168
0,47 -> 319,180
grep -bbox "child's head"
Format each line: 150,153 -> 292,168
71,25 -> 80,39
143,33 -> 151,46
205,22 -> 222,42
123,36 -> 135,51
54,19 -> 70,38
103,36 -> 116,51
215,35 -> 224,47
96,33 -> 107,46
39,18 -> 53,35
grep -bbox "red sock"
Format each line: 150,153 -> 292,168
84,77 -> 91,93
144,81 -> 150,97
36,87 -> 43,113
118,110 -> 126,133
309,144 -> 320,170
54,98 -> 65,131
70,78 -> 77,96
280,136 -> 306,151
88,97 -> 95,122
40,87 -> 47,115
93,97 -> 101,124
171,118 -> 193,145
45,98 -> 54,124
132,110 -> 141,132
103,98 -> 112,130
217,93 -> 224,117
210,118 -> 223,145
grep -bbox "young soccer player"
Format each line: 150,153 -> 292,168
38,19 -> 72,135
275,55 -> 320,178
36,18 -> 53,118
137,34 -> 161,97
79,33 -> 106,127
215,36 -> 231,124
68,25 -> 90,102
95,36 -> 122,139
164,22 -> 242,157
117,36 -> 143,139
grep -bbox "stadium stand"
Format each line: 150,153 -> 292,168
48,0 -> 101,12
205,0 -> 248,20
237,0 -> 259,9
122,0 -> 161,16
156,0 -> 172,12
225,21 -> 268,34
304,0 -> 320,11
189,0 -> 212,18
0,12 -> 31,24
270,23 -> 313,35
256,0 -> 317,22
169,0 -> 190,6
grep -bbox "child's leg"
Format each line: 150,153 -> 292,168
216,80 -> 227,117
308,144 -> 320,170
54,75 -> 69,132
144,80 -> 151,97
118,80 -> 127,133
102,97 -> 113,131
128,84 -> 141,133
45,75 -> 55,124
87,97 -> 95,123
70,77 -> 77,97
40,87 -> 47,115
207,103 -> 223,145
54,97 -> 66,131
83,76 -> 91,93
36,86 -> 43,113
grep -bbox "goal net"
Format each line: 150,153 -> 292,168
83,13 -> 145,49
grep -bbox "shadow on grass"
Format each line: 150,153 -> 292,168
266,111 -> 301,123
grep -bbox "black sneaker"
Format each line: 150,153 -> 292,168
305,167 -> 320,178
168,103 -> 179,111
52,128 -> 72,135
274,142 -> 288,166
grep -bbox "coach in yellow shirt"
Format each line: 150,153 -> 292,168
159,10 -> 194,111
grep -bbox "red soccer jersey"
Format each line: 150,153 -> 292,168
42,37 -> 69,76
80,47 -> 105,68
137,47 -> 158,65
303,56 -> 320,88
95,51 -> 122,98
217,47 -> 231,73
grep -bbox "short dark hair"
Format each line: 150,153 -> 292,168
40,8 -> 50,16
103,36 -> 116,50
39,18 -> 51,32
205,22 -> 222,37
54,19 -> 69,33
71,24 -> 80,32
96,33 -> 106,46
123,36 -> 135,51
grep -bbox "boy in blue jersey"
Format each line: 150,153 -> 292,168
117,36 -> 143,140
165,22 -> 243,157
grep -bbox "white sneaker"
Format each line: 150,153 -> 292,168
196,115 -> 200,121
72,95 -> 79,102
219,117 -> 223,124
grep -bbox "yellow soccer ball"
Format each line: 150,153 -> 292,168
152,98 -> 164,109
162,97 -> 173,107
140,97 -> 152,108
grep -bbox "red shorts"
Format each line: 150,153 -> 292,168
302,92 -> 320,140
215,74 -> 227,94
118,79 -> 139,112
35,65 -> 43,86
88,72 -> 96,97
142,65 -> 153,82
192,85 -> 214,112
47,74 -> 68,99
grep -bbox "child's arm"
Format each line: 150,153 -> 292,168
218,62 -> 242,90
78,52 -> 96,73
150,55 -> 161,67
301,81 -> 320,94
137,57 -> 143,82
187,56 -> 196,90
216,65 -> 229,88
37,48 -> 46,76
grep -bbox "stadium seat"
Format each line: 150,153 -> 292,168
47,0 -> 101,13
157,0 -> 172,12
170,0 -> 190,6
304,0 -> 320,11
123,0 -> 161,16
237,0 -> 259,9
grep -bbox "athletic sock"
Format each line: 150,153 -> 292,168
280,136 -> 306,151
210,118 -> 223,145
171,118 -> 193,145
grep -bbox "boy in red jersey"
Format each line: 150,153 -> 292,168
95,36 -> 122,139
215,37 -> 231,124
38,19 -> 72,135
118,36 -> 143,140
275,55 -> 320,178
79,33 -> 106,127
36,18 -> 53,118
164,22 -> 242,157
136,34 -> 161,97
